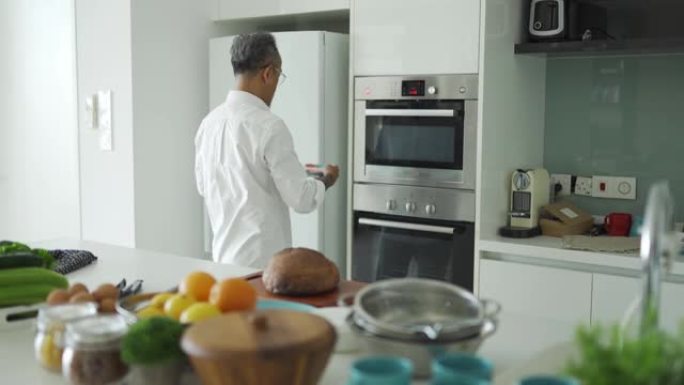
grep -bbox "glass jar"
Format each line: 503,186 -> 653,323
62,314 -> 129,385
34,303 -> 98,372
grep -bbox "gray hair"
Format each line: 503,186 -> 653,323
230,32 -> 280,75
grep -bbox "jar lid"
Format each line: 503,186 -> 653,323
64,315 -> 128,349
181,309 -> 336,359
37,303 -> 98,330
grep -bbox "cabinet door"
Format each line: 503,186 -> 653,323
280,0 -> 349,15
218,0 -> 279,20
353,0 -> 481,75
592,273 -> 684,334
217,0 -> 348,20
479,259 -> 592,363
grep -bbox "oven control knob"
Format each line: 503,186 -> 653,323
425,204 -> 436,215
405,202 -> 416,213
386,199 -> 397,211
427,86 -> 437,95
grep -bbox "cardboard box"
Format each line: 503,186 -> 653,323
539,201 -> 594,237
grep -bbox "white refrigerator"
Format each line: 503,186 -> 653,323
207,31 -> 349,274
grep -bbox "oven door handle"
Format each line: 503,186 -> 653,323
364,109 -> 454,118
358,218 -> 455,235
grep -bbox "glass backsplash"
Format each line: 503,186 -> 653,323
544,54 -> 684,222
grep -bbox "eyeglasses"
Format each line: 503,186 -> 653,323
275,67 -> 287,86
259,63 -> 287,86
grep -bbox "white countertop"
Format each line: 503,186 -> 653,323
480,235 -> 684,278
0,239 -> 572,385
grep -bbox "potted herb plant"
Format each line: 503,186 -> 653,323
566,310 -> 684,385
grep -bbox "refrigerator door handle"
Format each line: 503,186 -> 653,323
364,109 -> 455,117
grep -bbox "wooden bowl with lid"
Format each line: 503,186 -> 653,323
181,309 -> 336,385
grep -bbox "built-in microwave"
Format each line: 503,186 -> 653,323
353,75 -> 478,190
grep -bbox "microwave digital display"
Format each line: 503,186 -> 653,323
401,80 -> 425,97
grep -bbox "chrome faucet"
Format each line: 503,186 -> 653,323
639,181 -> 675,335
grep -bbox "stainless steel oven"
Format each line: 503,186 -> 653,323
351,184 -> 475,291
354,74 -> 478,190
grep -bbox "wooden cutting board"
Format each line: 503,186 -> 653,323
243,272 -> 366,308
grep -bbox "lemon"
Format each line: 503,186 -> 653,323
136,306 -> 166,319
149,292 -> 174,308
163,294 -> 195,320
180,302 -> 221,324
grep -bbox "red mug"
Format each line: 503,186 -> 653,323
604,213 -> 632,236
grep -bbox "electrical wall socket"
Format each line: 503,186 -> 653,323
575,176 -> 593,196
591,175 -> 637,200
551,173 -> 573,196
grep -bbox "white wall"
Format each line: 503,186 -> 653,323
0,0 -> 80,242
476,0 -> 547,240
75,0 -> 136,247
131,0 -> 232,257
75,0 -> 232,256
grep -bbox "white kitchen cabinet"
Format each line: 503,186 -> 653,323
280,0 -> 349,15
479,259 -> 592,357
592,273 -> 684,334
352,0 -> 481,75
216,0 -> 348,21
480,259 -> 592,324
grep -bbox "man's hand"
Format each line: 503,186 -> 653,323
320,165 -> 339,189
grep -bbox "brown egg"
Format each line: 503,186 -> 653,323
69,292 -> 95,304
46,289 -> 70,305
92,283 -> 119,302
68,283 -> 89,297
98,298 -> 117,313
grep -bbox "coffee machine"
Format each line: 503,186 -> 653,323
500,169 -> 550,237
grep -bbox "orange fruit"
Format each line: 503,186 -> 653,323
179,271 -> 216,301
209,278 -> 257,312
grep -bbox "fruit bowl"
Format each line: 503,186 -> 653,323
117,292 -> 315,324
116,292 -> 160,324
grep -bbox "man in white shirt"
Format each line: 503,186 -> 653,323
195,32 -> 339,268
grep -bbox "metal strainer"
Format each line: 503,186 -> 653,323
351,278 -> 500,342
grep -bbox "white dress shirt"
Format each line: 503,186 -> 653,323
195,90 -> 325,268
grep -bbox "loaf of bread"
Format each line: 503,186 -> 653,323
263,248 -> 340,296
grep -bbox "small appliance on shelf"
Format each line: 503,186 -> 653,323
528,0 -> 609,41
529,0 -> 567,40
499,168 -> 550,238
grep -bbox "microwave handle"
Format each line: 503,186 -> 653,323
358,218 -> 455,235
364,109 -> 454,118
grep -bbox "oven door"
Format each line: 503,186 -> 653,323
354,99 -> 477,189
351,212 -> 475,291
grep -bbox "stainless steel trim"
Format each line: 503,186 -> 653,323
358,218 -> 455,234
365,109 -> 455,117
353,183 -> 475,222
355,74 -> 478,100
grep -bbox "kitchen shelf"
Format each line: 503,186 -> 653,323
515,38 -> 684,58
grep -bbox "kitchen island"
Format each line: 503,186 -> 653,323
0,240 -> 571,385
